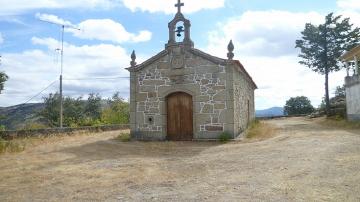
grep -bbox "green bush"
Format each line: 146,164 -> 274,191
78,118 -> 102,127
116,133 -> 131,142
22,123 -> 48,130
219,131 -> 232,142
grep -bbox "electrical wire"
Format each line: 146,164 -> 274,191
23,79 -> 58,104
63,76 -> 130,81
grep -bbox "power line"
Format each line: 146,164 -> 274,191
23,79 -> 58,104
63,76 -> 130,81
1,77 -> 129,95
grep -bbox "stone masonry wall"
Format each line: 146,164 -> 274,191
131,49 -> 229,140
233,64 -> 255,136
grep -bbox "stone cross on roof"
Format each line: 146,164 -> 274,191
175,0 -> 184,13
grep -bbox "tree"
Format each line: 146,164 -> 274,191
84,93 -> 102,120
334,85 -> 345,98
62,96 -> 84,126
295,13 -> 360,115
39,93 -> 60,127
40,93 -> 85,127
101,92 -> 129,124
284,96 -> 314,115
0,72 -> 8,94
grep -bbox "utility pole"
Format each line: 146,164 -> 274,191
60,25 -> 64,128
39,19 -> 80,128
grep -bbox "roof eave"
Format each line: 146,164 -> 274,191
340,45 -> 360,61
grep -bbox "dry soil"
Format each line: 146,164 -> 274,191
0,117 -> 359,201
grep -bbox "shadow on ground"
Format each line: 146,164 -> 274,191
57,139 -> 222,164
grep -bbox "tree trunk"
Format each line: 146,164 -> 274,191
325,68 -> 330,116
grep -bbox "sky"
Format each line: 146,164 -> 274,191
0,0 -> 360,109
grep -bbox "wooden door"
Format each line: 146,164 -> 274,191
167,92 -> 193,141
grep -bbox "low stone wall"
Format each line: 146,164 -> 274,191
0,124 -> 130,140
256,115 -> 308,120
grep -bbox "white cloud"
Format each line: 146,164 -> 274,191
338,10 -> 360,28
336,0 -> 360,27
337,0 -> 360,11
206,10 -> 324,58
35,13 -> 152,43
205,10 -> 347,109
73,19 -> 152,43
0,33 -> 3,44
122,0 -> 225,14
0,37 -> 137,106
0,0 -> 120,15
242,56 -> 346,109
0,0 -> 224,15
35,13 -> 75,27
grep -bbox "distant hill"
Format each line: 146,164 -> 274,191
256,107 -> 284,117
0,103 -> 45,130
1,103 -> 283,130
0,100 -> 111,130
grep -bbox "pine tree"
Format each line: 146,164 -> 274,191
295,13 -> 360,115
0,72 -> 8,94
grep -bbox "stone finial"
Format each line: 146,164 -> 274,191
130,50 -> 136,67
227,40 -> 234,60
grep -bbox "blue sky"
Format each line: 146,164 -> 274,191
0,0 -> 359,109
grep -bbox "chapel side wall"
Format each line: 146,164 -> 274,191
131,50 -> 231,140
345,75 -> 360,121
232,64 -> 255,137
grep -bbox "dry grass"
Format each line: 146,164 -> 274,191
0,138 -> 27,153
0,130 -> 130,154
1,119 -> 360,201
114,132 -> 131,142
317,116 -> 360,130
246,120 -> 278,140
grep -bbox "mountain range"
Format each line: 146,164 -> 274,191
255,107 -> 284,117
0,103 -> 45,130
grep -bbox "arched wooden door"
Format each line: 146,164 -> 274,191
167,92 -> 193,141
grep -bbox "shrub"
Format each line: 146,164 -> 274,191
78,118 -> 103,127
22,123 -> 48,130
320,117 -> 360,129
116,133 -> 131,142
219,131 -> 232,142
0,138 -> 26,154
246,119 -> 277,140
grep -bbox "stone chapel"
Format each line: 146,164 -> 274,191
126,1 -> 257,140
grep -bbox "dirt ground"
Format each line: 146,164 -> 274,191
0,117 -> 359,202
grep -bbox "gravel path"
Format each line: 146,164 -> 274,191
0,117 -> 359,201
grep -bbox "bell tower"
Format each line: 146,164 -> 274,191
166,0 -> 194,50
